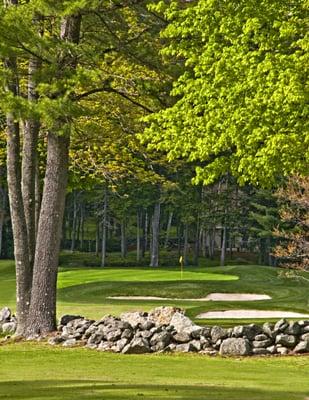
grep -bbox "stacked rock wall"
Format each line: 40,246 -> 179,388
2,306 -> 309,356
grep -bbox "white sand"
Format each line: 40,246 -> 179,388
196,310 -> 309,319
107,293 -> 271,302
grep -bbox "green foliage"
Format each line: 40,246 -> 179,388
142,0 -> 309,186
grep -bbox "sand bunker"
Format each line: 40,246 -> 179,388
107,293 -> 271,302
196,310 -> 309,319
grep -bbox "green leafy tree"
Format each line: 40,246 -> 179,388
143,0 -> 308,186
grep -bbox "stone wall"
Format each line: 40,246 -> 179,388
2,306 -> 309,356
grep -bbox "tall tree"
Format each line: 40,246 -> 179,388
143,0 -> 308,186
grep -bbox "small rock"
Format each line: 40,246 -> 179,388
275,334 -> 297,348
276,346 -> 289,355
48,336 -> 64,345
120,312 -> 148,329
293,341 -> 309,354
211,326 -> 227,343
219,338 -> 251,356
62,338 -> 77,347
274,319 -> 289,333
173,331 -> 191,343
284,321 -> 301,336
254,334 -> 269,341
175,342 -> 197,353
149,306 -> 183,326
122,338 -> 151,354
252,348 -> 270,355
0,307 -> 11,322
60,315 -> 83,326
262,322 -> 275,337
98,341 -> 113,352
301,333 -> 309,342
1,321 -> 17,334
252,339 -> 273,348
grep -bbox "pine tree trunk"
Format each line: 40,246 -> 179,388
136,210 -> 141,262
150,202 -> 160,267
4,12 -> 32,333
183,223 -> 189,266
26,132 -> 70,335
220,225 -> 227,267
70,191 -> 77,252
164,211 -> 173,249
121,218 -> 127,258
95,221 -> 100,256
101,189 -> 108,267
80,204 -> 84,251
142,210 -> 148,257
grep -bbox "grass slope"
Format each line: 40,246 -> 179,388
0,342 -> 308,400
0,259 -> 309,324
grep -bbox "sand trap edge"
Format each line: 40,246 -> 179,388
107,293 -> 271,302
196,310 -> 309,319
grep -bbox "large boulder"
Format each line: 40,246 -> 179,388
170,312 -> 201,335
220,338 -> 251,356
59,315 -> 83,326
275,334 -> 297,348
120,312 -> 147,329
149,307 -> 183,326
211,326 -> 228,343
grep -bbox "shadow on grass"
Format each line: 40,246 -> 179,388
0,381 -> 306,400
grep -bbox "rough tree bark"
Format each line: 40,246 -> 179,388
164,210 -> 173,249
101,188 -> 108,267
25,13 -> 82,335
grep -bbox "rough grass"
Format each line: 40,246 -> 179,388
0,342 -> 308,400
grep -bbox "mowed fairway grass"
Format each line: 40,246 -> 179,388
0,257 -> 309,400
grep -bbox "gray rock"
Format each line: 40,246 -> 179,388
267,345 -> 277,354
98,341 -> 113,352
274,319 -> 289,333
219,338 -> 251,356
173,331 -> 191,343
293,341 -> 309,353
302,325 -> 309,333
254,334 -> 269,341
87,333 -> 104,345
0,307 -> 11,322
175,342 -> 197,352
276,346 -> 289,355
190,340 -> 201,352
121,328 -> 133,340
141,330 -> 153,339
139,321 -> 155,331
48,336 -> 64,345
275,334 -> 297,348
170,312 -> 201,335
252,348 -> 270,355
106,329 -> 122,342
211,326 -> 228,343
1,321 -> 17,334
284,321 -> 301,336
263,322 -> 275,337
122,337 -> 151,354
199,327 -> 211,338
301,333 -> 309,342
200,348 -> 218,356
120,311 -> 148,329
60,315 -> 83,326
62,338 -> 77,347
252,339 -> 273,348
149,306 -> 183,326
112,338 -> 129,353
150,331 -> 171,347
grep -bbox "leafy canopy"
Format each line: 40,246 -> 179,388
142,0 -> 309,186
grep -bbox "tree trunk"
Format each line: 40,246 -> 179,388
142,210 -> 148,257
183,223 -> 189,266
121,218 -> 127,258
164,211 -> 173,249
220,224 -> 227,267
95,221 -> 100,256
136,210 -> 141,262
150,202 -> 160,267
80,203 -> 84,251
26,132 -> 70,335
101,189 -> 108,267
3,6 -> 32,333
70,191 -> 77,252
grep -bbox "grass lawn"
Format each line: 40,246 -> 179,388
0,342 -> 308,400
0,256 -> 309,324
1,256 -> 309,399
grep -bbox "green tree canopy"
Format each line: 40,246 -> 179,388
142,0 -> 308,186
